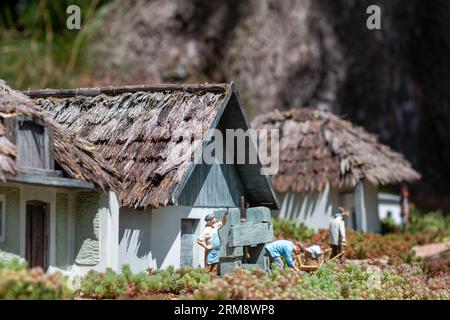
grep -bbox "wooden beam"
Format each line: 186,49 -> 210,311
23,83 -> 230,98
15,115 -> 48,127
246,207 -> 272,223
242,259 -> 269,270
215,209 -> 244,259
228,222 -> 274,247
5,173 -> 95,189
19,167 -> 63,177
3,117 -> 17,144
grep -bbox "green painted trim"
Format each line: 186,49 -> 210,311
0,187 -> 20,255
55,193 -> 69,267
6,174 -> 95,189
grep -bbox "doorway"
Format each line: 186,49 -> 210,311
25,200 -> 49,270
180,218 -> 200,268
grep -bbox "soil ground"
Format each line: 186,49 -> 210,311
412,242 -> 450,259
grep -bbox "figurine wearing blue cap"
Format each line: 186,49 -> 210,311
197,210 -> 228,275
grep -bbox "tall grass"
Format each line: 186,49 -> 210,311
0,0 -> 110,89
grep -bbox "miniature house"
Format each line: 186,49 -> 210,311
252,108 -> 420,232
30,83 -> 278,274
0,81 -> 120,274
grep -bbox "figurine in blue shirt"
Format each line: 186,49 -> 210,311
265,240 -> 303,270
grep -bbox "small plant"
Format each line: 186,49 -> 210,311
190,263 -> 449,300
0,258 -> 28,271
407,210 -> 450,243
79,265 -> 211,299
380,217 -> 401,234
273,218 -> 315,242
0,265 -> 73,300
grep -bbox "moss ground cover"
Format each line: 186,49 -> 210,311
190,263 -> 449,300
0,259 -> 73,299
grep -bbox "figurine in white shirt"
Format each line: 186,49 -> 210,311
329,207 -> 350,259
197,211 -> 227,275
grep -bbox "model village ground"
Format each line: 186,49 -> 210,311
0,1 -> 450,301
0,81 -> 448,300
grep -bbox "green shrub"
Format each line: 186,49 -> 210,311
191,267 -> 338,300
273,218 -> 315,242
274,211 -> 450,266
0,266 -> 73,300
79,265 -> 211,299
310,229 -> 417,263
190,263 -> 449,300
380,217 -> 401,234
80,268 -> 126,299
407,210 -> 450,242
0,258 -> 28,271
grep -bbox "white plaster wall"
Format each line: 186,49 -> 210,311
118,206 -> 228,273
273,182 -> 381,233
378,193 -> 402,225
275,184 -> 338,230
118,207 -> 153,273
0,181 -> 120,278
379,203 -> 402,225
150,206 -> 224,270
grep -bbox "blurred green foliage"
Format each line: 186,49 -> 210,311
274,210 -> 449,265
380,216 -> 401,234
272,218 -> 315,242
408,210 -> 450,242
79,264 -> 211,299
0,0 -> 111,89
380,209 -> 450,242
0,258 -> 73,300
0,257 -> 28,271
192,263 -> 449,300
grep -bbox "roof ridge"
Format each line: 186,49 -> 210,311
23,83 -> 231,98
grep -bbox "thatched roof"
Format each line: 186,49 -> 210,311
31,84 -> 240,208
0,80 -> 121,191
252,108 -> 421,194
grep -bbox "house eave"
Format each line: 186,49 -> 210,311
5,173 -> 96,190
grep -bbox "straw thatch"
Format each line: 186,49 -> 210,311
32,84 -> 231,208
0,80 -> 120,190
252,108 -> 421,194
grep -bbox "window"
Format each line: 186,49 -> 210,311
3,116 -> 56,174
16,120 -> 48,169
0,195 -> 5,242
180,218 -> 200,268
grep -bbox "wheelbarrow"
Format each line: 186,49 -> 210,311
295,247 -> 343,272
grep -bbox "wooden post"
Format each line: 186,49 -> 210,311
355,181 -> 367,232
215,206 -> 273,275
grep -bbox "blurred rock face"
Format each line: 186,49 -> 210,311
90,0 -> 344,114
89,0 -> 241,83
221,0 -> 344,115
89,0 -> 450,209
